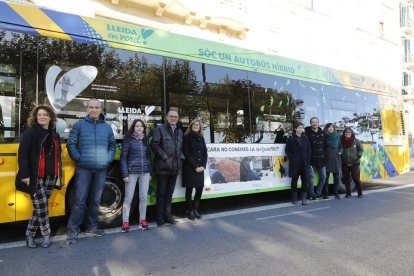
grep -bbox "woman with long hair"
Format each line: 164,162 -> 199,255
285,122 -> 311,205
340,127 -> 364,198
182,119 -> 208,220
322,123 -> 342,199
15,105 -> 62,248
120,119 -> 152,232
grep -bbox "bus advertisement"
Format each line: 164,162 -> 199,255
0,1 -> 409,224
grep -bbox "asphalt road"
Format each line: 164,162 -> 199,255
1,178 -> 414,275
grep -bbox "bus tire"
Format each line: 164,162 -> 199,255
98,177 -> 124,226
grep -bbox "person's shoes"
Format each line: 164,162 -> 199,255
310,194 -> 317,200
358,194 -> 363,198
345,194 -> 351,198
139,220 -> 149,230
26,235 -> 37,248
66,229 -> 78,244
86,228 -> 105,236
40,235 -> 51,248
193,210 -> 202,219
187,210 -> 195,220
315,193 -> 321,199
157,219 -> 165,227
165,218 -> 177,225
301,201 -> 308,205
292,201 -> 298,205
334,193 -> 341,199
121,222 -> 129,233
322,195 -> 329,200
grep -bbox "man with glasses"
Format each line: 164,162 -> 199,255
151,110 -> 184,227
305,117 -> 327,199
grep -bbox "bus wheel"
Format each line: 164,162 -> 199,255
99,177 -> 124,226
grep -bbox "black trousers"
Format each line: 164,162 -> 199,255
342,164 -> 362,196
291,164 -> 308,193
156,174 -> 178,222
185,187 -> 203,211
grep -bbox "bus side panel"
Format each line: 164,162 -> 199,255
0,144 -> 18,223
15,144 -> 75,221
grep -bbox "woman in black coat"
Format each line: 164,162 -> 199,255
285,122 -> 311,205
15,105 -> 62,248
182,119 -> 208,220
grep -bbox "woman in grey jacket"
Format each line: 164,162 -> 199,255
341,127 -> 364,198
120,119 -> 151,232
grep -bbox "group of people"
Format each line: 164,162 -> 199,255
16,101 -> 363,249
16,100 -> 208,248
285,117 -> 364,205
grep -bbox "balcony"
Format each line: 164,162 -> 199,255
402,54 -> 414,71
402,86 -> 414,102
401,19 -> 414,37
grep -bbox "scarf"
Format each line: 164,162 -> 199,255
326,132 -> 339,149
132,132 -> 145,140
341,135 -> 355,148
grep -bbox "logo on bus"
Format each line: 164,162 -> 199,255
46,65 -> 98,112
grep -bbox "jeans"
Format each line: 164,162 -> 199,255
67,167 -> 107,232
309,166 -> 327,195
156,174 -> 178,222
122,173 -> 150,222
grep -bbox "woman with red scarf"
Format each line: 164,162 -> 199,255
15,105 -> 62,248
340,127 -> 363,198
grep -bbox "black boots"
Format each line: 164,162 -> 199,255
26,235 -> 36,248
186,209 -> 195,220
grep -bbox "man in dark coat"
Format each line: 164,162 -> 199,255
151,110 -> 184,227
305,117 -> 327,199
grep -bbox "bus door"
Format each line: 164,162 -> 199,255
0,32 -> 39,222
0,65 -> 19,223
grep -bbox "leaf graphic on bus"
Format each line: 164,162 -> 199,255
141,29 -> 154,40
144,105 -> 155,116
260,105 -> 265,112
46,65 -> 98,112
278,100 -> 282,108
270,96 -> 274,106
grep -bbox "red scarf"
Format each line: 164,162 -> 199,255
38,133 -> 59,178
341,136 -> 355,148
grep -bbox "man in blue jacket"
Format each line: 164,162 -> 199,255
66,98 -> 116,244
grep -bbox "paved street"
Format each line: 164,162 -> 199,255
1,173 -> 414,275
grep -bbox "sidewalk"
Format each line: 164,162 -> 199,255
363,157 -> 414,187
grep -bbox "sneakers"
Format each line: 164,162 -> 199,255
322,195 -> 329,200
121,222 -> 129,233
66,229 -> 78,244
139,220 -> 149,230
86,228 -> 105,236
345,194 -> 351,198
334,193 -> 341,199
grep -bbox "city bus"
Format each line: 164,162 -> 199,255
0,1 -> 409,224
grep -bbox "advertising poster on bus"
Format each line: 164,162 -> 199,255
172,143 -> 290,199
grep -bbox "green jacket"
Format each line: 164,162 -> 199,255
341,139 -> 363,166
